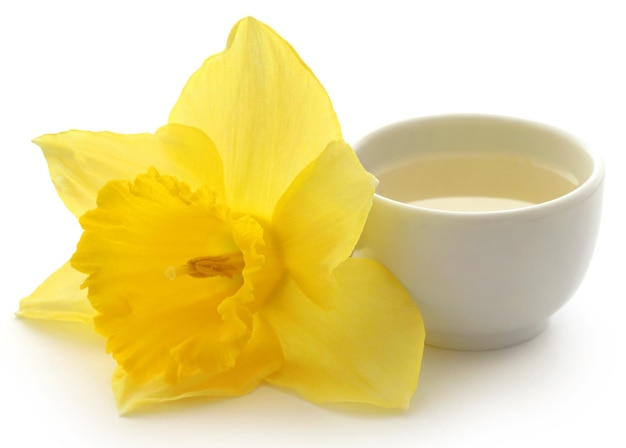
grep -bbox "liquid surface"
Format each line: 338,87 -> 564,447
376,155 -> 579,212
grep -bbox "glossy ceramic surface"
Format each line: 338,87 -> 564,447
355,115 -> 604,350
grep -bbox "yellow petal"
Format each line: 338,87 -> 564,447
34,124 -> 223,218
168,17 -> 341,219
17,261 -> 96,323
262,258 -> 425,409
272,140 -> 377,306
112,314 -> 283,414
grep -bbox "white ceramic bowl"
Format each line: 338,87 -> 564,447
355,115 -> 604,350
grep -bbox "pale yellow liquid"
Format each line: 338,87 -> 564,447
376,155 -> 579,212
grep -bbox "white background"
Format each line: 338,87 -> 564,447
1,1 -> 624,446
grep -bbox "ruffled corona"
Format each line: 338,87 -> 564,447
71,169 -> 281,384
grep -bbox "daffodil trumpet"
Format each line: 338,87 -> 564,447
18,17 -> 425,413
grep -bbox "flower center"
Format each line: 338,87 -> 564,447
182,253 -> 245,279
164,252 -> 245,281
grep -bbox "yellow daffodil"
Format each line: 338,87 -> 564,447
18,17 -> 424,413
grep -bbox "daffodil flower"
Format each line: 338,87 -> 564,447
18,17 -> 424,413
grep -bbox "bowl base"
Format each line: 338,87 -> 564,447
425,320 -> 549,351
